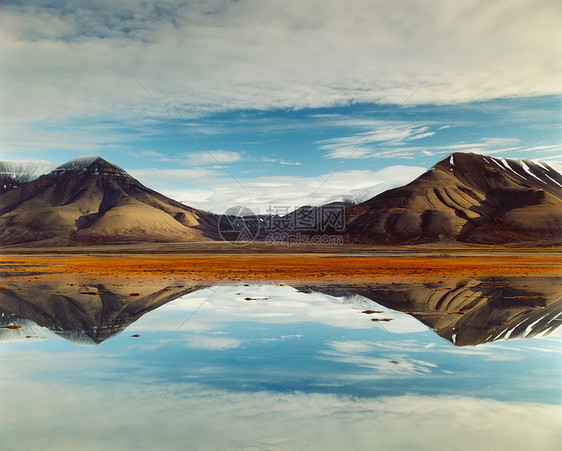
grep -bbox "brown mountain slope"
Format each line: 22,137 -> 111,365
345,152 -> 562,244
0,156 -> 219,245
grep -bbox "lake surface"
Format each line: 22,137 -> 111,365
1,277 -> 561,450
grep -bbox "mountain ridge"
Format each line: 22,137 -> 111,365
345,152 -> 562,244
0,152 -> 561,246
0,155 -> 218,245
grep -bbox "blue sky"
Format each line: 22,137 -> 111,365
0,1 -> 560,212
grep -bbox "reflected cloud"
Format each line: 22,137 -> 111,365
184,335 -> 243,351
1,379 -> 560,451
321,340 -> 437,376
1,275 -> 561,449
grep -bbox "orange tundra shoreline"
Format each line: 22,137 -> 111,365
1,252 -> 561,284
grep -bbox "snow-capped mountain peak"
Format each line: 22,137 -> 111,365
318,181 -> 407,207
52,156 -> 127,174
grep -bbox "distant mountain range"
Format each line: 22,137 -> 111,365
0,152 -> 561,245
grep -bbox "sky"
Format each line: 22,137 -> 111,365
0,0 -> 561,212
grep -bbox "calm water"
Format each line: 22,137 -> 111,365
1,277 -> 561,450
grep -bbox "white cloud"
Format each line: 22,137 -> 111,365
134,150 -> 174,162
0,122 -> 143,155
320,349 -> 435,376
317,123 -> 438,159
320,133 -> 527,161
1,0 -> 560,128
320,339 -> 438,377
2,380 -> 560,450
130,285 -> 432,335
130,167 -> 223,183
183,150 -> 243,166
519,144 -> 562,154
258,157 -> 302,166
130,165 -> 426,213
326,341 -> 374,354
184,335 -> 243,351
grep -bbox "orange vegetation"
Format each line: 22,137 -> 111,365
0,251 -> 560,284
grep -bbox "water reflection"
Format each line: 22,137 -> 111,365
0,280 -> 205,344
1,277 -> 559,346
314,278 -> 562,346
1,276 -> 561,450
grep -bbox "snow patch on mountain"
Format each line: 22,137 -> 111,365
316,166 -> 426,207
54,156 -> 105,172
440,153 -> 562,189
52,155 -> 129,177
319,182 -> 399,206
0,160 -> 57,183
490,156 -> 562,187
540,161 -> 562,175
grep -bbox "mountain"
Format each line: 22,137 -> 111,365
0,160 -> 57,194
0,156 -> 218,245
305,278 -> 561,346
317,169 -> 426,207
2,152 -> 561,246
349,278 -> 561,346
345,152 -> 562,244
320,184 -> 404,208
0,280 -> 206,344
1,278 -> 558,347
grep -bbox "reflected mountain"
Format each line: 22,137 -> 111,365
1,277 -> 560,347
0,280 -> 207,344
338,277 -> 562,346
